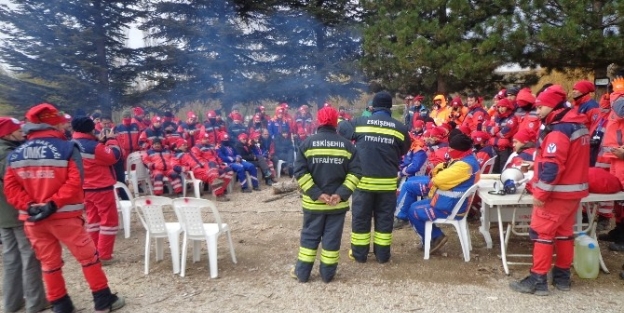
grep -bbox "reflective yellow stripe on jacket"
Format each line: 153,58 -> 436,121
301,195 -> 350,211
304,148 -> 352,159
343,173 -> 360,191
357,176 -> 397,191
297,173 -> 315,192
355,126 -> 405,141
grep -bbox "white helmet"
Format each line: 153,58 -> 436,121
501,168 -> 524,183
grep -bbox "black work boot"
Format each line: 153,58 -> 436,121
509,272 -> 550,296
51,294 -> 75,313
93,287 -> 125,313
550,266 -> 571,291
598,222 -> 624,242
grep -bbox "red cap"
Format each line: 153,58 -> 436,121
26,103 -> 66,126
495,89 -> 507,100
317,107 -> 338,128
516,88 -> 536,107
238,133 -> 248,141
206,110 -> 217,119
471,131 -> 490,144
513,128 -> 535,144
250,131 -> 261,140
451,96 -> 463,107
429,127 -> 446,139
0,117 -> 22,137
497,98 -> 515,110
413,120 -> 425,128
187,111 -> 197,119
536,85 -> 567,109
133,107 -> 144,116
231,112 -> 243,122
573,80 -> 595,94
220,133 -> 230,141
414,95 -> 425,102
299,105 -> 309,112
151,116 -> 162,123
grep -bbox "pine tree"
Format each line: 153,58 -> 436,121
360,1 -> 516,95
511,0 -> 624,77
0,0 -> 144,116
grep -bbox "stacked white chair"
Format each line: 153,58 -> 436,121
113,182 -> 134,239
172,198 -> 237,278
134,196 -> 182,274
125,152 -> 153,198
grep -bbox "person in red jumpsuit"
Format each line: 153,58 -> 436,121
174,138 -> 230,201
4,103 -> 124,313
141,138 -> 183,195
510,85 -> 590,296
72,117 -> 122,263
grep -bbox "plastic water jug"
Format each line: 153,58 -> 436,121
573,232 -> 599,279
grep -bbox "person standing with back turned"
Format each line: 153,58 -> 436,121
3,103 -> 125,313
291,106 -> 361,283
338,91 -> 410,263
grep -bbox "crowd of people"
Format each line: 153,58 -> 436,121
4,76 -> 624,312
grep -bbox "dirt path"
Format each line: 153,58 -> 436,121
2,184 -> 624,312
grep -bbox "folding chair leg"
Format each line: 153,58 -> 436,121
123,207 -> 131,239
454,223 -> 470,262
193,240 -> 201,262
167,232 -> 181,274
207,235 -> 219,278
155,238 -> 164,261
424,222 -> 433,260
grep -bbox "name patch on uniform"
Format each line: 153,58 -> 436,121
366,120 -> 396,128
312,140 -> 345,148
17,170 -> 55,179
364,135 -> 395,144
311,157 -> 344,164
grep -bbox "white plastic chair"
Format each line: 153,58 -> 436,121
172,198 -> 237,278
480,156 -> 497,175
182,171 -> 203,199
126,152 -> 154,198
276,160 -> 287,178
134,196 -> 182,275
424,184 -> 479,262
114,182 -> 134,239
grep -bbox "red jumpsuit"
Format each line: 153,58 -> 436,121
193,144 -> 234,186
72,132 -> 122,260
529,109 -> 589,275
176,148 -> 230,196
141,148 -> 183,195
4,128 -> 110,305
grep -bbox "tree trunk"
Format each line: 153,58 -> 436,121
93,0 -> 112,117
436,74 -> 447,94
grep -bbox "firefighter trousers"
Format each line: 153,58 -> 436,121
23,217 -> 109,303
294,211 -> 346,283
351,190 -> 395,263
85,188 -> 119,260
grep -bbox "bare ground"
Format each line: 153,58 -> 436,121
2,180 -> 624,312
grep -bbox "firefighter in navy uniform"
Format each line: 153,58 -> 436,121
292,106 -> 361,283
338,91 -> 411,263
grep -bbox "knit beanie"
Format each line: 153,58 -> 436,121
449,133 -> 473,151
71,116 -> 95,133
25,103 -> 66,125
372,91 -> 393,108
535,85 -> 567,109
317,107 -> 338,128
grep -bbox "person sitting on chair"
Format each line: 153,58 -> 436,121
406,133 -> 480,253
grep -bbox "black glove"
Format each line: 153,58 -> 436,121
27,201 -> 57,222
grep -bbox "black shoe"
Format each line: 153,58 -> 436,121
609,241 -> 624,251
550,266 -> 571,291
393,218 -> 409,230
599,222 -> 624,242
509,272 -> 550,296
429,234 -> 448,254
265,178 -> 273,186
242,188 -> 252,193
253,186 -> 261,191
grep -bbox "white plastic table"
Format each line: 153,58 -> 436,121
477,180 -> 624,275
